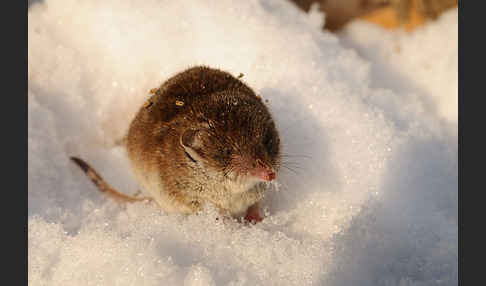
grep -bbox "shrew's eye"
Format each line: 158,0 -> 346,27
263,130 -> 279,156
263,131 -> 273,150
216,148 -> 232,162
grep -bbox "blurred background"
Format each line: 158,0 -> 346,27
290,0 -> 457,31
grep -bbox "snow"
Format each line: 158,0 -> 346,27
339,10 -> 458,128
28,0 -> 457,285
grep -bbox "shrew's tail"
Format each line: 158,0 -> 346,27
70,156 -> 152,203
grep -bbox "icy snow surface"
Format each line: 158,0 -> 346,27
28,0 -> 457,285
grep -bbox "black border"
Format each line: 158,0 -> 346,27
10,0 -> 28,284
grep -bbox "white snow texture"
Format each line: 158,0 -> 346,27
28,0 -> 458,285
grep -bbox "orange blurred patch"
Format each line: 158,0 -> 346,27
360,0 -> 427,31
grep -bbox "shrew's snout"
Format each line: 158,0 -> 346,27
252,168 -> 276,182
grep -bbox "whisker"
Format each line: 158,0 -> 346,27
280,159 -> 302,165
280,161 -> 304,170
281,165 -> 299,175
280,154 -> 312,159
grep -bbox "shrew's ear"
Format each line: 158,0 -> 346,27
180,129 -> 205,163
181,129 -> 203,149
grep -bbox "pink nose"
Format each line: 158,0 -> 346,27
262,171 -> 276,181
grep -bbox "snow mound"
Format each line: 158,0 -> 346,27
340,9 -> 458,128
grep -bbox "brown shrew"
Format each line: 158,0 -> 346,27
72,66 -> 281,223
